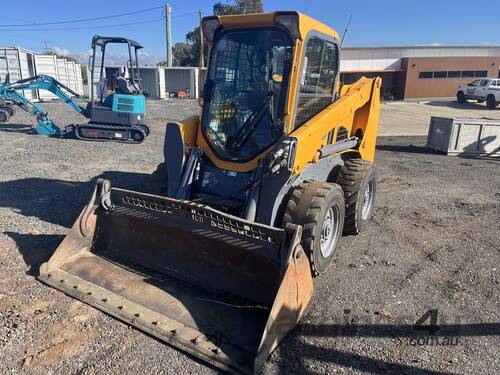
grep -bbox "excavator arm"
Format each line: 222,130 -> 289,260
0,75 -> 85,136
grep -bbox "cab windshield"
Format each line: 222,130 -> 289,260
201,29 -> 293,162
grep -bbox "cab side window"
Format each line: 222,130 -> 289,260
480,80 -> 490,87
294,36 -> 339,128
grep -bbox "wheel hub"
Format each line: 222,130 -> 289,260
320,205 -> 340,258
361,179 -> 374,220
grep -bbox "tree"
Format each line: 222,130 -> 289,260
213,0 -> 263,15
171,0 -> 264,67
43,48 -> 78,63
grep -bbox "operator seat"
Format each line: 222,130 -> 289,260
115,67 -> 134,95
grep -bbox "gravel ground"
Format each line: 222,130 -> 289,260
0,100 -> 499,375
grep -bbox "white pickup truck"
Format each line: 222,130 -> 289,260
457,78 -> 500,109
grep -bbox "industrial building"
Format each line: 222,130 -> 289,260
340,45 -> 500,100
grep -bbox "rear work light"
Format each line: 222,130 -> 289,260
274,12 -> 301,40
202,16 -> 221,43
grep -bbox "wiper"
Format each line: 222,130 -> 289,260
228,91 -> 273,149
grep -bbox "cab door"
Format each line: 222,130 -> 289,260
475,79 -> 491,99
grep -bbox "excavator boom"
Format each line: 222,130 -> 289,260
0,75 -> 83,135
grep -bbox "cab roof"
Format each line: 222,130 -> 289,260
207,11 -> 339,42
92,35 -> 143,49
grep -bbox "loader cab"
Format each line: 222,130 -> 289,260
199,12 -> 341,168
87,36 -> 146,127
183,12 -> 341,216
201,26 -> 294,163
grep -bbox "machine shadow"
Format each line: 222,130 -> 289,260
0,123 -> 36,134
4,232 -> 65,276
376,143 -> 430,154
275,319 -> 500,374
0,170 -> 163,228
376,136 -> 430,154
423,100 -> 492,111
376,136 -> 500,159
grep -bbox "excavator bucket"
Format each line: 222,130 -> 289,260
39,179 -> 313,374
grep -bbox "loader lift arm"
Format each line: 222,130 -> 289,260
0,75 -> 85,136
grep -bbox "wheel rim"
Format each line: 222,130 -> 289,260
320,205 -> 340,258
361,179 -> 375,221
0,112 -> 7,122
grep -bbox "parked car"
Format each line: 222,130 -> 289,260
457,78 -> 500,109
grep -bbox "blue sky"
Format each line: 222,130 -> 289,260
1,0 -> 499,64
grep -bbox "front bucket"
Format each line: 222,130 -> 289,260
39,180 -> 313,374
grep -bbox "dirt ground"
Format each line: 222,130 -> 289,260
0,99 -> 499,375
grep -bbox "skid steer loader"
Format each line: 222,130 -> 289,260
39,11 -> 381,374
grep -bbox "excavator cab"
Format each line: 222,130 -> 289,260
85,35 -> 148,140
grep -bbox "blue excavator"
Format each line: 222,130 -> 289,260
0,36 -> 149,143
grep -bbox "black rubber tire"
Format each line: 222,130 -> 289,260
0,110 -> 8,123
457,91 -> 465,104
486,95 -> 497,109
337,159 -> 377,235
283,180 -> 345,277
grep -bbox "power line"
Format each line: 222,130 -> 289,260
0,6 -> 163,27
0,18 -> 163,32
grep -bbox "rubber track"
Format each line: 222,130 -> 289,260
72,123 -> 147,144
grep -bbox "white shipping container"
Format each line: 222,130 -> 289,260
67,61 -> 78,93
75,63 -> 84,96
97,66 -> 168,99
34,54 -> 59,100
164,67 -> 199,99
0,47 -> 37,100
158,67 -> 166,99
1,46 -> 84,101
56,58 -> 69,88
18,50 -> 36,99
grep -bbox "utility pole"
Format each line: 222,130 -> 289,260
199,10 -> 204,68
165,3 -> 173,66
42,40 -> 50,54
